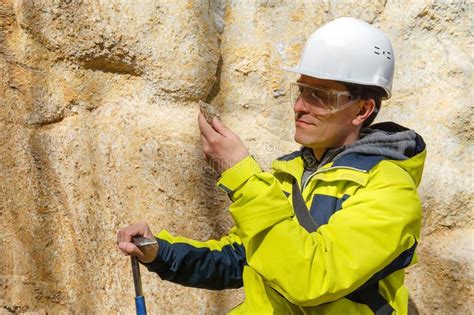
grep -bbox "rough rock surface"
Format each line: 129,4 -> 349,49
0,0 -> 472,314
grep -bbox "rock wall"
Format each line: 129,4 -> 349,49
0,0 -> 472,314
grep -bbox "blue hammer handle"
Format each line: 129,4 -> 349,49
135,295 -> 147,315
131,256 -> 147,315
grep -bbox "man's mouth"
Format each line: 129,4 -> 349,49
296,119 -> 314,125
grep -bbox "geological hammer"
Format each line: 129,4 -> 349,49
131,236 -> 157,315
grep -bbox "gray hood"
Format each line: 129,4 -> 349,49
302,122 -> 426,175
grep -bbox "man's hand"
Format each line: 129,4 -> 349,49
117,222 -> 158,264
198,112 -> 249,174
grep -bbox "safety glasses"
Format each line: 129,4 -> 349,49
290,82 -> 360,113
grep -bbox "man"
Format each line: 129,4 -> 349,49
117,17 -> 426,314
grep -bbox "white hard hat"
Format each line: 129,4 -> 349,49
283,17 -> 395,99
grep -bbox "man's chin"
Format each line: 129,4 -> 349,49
294,132 -> 328,148
294,134 -> 315,147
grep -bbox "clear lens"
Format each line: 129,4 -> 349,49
290,82 -> 359,113
290,83 -> 327,109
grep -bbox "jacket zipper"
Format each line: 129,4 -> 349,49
302,166 -> 368,191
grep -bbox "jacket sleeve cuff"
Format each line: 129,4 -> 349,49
216,155 -> 262,193
140,236 -> 171,275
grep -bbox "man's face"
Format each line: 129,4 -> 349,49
293,75 -> 361,150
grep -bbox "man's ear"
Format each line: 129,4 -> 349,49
352,99 -> 375,127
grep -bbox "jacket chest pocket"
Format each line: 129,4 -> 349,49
309,194 -> 350,226
280,173 -> 363,225
304,173 -> 364,226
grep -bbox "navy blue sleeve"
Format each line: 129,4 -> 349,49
142,233 -> 246,290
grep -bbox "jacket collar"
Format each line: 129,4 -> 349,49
272,149 -> 378,187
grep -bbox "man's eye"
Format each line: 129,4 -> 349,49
310,91 -> 326,101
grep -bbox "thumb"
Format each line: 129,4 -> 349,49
211,117 -> 231,137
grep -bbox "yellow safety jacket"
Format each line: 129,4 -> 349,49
145,122 -> 426,314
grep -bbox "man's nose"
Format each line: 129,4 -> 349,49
293,97 -> 309,114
